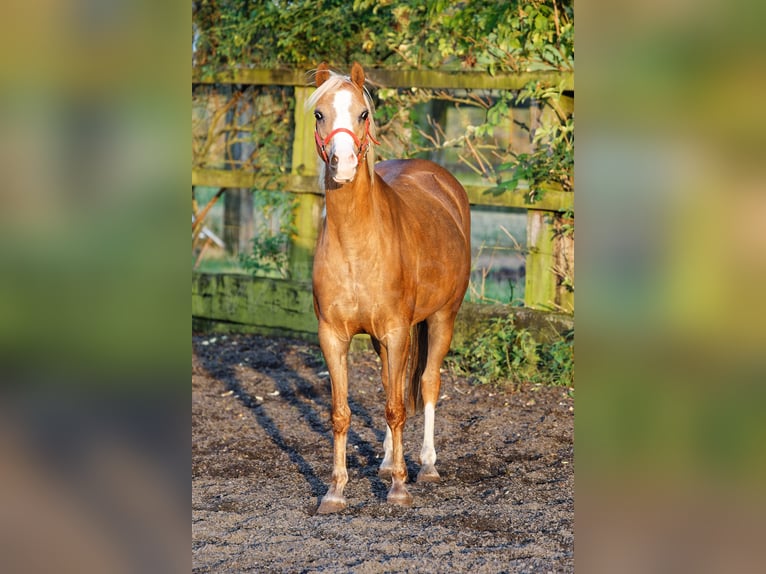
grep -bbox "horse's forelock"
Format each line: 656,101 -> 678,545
305,73 -> 347,111
306,73 -> 375,119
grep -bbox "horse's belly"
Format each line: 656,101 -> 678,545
315,284 -> 411,336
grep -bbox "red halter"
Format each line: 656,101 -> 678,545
314,115 -> 380,164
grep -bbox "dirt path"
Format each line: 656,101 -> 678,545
192,334 -> 573,573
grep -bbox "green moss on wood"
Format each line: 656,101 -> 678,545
193,273 -> 573,347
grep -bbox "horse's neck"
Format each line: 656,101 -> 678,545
323,165 -> 386,242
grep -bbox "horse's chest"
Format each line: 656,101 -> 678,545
314,254 -> 406,326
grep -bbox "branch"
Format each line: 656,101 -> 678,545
192,187 -> 226,237
193,91 -> 242,167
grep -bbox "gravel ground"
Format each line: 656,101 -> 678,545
192,334 -> 574,573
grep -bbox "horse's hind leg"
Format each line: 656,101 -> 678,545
417,310 -> 458,483
317,325 -> 352,514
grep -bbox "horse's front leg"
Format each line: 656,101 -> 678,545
371,337 -> 395,478
382,329 -> 414,507
317,324 -> 351,514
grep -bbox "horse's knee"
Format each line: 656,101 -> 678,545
331,405 -> 351,434
385,404 -> 406,429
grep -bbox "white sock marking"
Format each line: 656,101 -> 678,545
420,403 -> 436,467
381,425 -> 393,467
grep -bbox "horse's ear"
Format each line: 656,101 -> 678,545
316,62 -> 330,87
350,62 -> 365,90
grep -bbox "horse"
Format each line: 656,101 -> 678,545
308,62 -> 471,513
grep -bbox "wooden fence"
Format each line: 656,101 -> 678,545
192,67 -> 573,340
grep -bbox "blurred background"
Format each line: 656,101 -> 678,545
0,1 -> 189,572
577,0 -> 766,571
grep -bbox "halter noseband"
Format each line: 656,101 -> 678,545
314,115 -> 380,164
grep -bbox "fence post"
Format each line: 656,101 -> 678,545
554,211 -> 574,313
524,90 -> 574,313
525,210 -> 557,310
222,85 -> 255,255
288,86 -> 322,282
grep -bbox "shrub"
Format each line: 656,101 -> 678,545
448,316 -> 573,387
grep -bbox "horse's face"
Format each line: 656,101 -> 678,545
313,63 -> 371,184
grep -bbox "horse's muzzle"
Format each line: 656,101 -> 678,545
329,149 -> 359,183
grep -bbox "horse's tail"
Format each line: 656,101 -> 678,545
407,321 -> 429,414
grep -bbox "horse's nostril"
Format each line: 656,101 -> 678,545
330,155 -> 339,166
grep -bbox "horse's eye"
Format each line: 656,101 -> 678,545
360,110 -> 369,121
314,111 -> 323,121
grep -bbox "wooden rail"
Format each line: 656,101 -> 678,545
192,67 -> 574,324
191,168 -> 573,212
193,67 -> 574,91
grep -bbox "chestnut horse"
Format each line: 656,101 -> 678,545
309,62 -> 471,513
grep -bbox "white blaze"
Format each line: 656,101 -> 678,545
331,89 -> 358,182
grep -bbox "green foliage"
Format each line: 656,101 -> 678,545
193,1 -> 574,196
538,328 -> 575,385
485,80 -> 574,196
449,316 -> 574,387
193,0 -> 395,73
238,189 -> 297,278
193,1 -> 573,72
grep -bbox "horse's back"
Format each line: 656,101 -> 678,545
375,159 -> 470,237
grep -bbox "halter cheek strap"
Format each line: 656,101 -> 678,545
314,116 -> 380,164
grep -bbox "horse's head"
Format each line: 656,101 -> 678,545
310,62 -> 378,184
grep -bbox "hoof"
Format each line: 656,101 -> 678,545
387,483 -> 413,507
417,465 -> 440,483
317,494 -> 347,514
